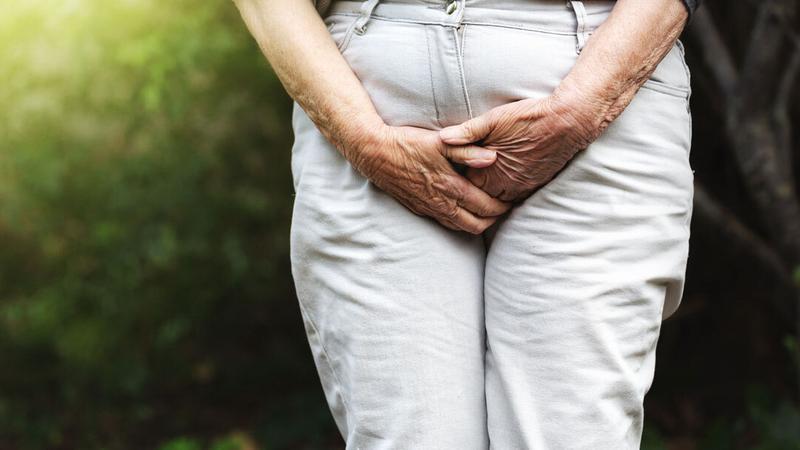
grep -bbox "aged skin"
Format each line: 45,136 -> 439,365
233,0 -> 688,231
440,0 -> 689,202
233,0 -> 509,235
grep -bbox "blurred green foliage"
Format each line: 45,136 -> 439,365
0,0 -> 338,448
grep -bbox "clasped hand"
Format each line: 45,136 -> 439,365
439,93 -> 600,203
350,92 -> 600,234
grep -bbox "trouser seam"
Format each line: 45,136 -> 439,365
425,27 -> 444,128
327,13 -> 581,36
460,23 -> 469,60
453,26 -> 474,119
675,39 -> 693,112
296,297 -> 356,430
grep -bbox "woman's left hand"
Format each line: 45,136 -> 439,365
439,91 -> 606,203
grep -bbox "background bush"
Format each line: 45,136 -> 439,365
0,1 -> 331,448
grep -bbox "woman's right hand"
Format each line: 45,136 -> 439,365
233,0 -> 507,233
345,125 -> 511,234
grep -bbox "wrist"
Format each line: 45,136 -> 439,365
338,113 -> 390,174
337,112 -> 387,154
551,78 -> 627,144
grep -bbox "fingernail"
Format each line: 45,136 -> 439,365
467,160 -> 494,168
473,149 -> 495,160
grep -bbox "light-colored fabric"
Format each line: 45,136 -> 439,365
291,0 -> 693,448
315,0 -> 703,21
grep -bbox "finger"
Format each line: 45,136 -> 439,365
465,168 -> 509,200
452,177 -> 511,217
466,167 -> 489,190
440,145 -> 497,168
449,207 -> 498,235
467,167 -> 509,199
394,196 -> 486,233
439,214 -> 475,234
436,207 -> 497,235
435,216 -> 462,233
439,114 -> 493,145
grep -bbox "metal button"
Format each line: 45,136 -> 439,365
446,0 -> 458,15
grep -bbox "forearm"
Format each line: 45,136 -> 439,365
554,0 -> 688,139
232,0 -> 385,162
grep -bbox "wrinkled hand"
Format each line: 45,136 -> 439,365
347,125 -> 511,234
439,93 -> 603,203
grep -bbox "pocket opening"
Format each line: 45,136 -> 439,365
326,14 -> 361,53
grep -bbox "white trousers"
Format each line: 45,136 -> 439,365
290,1 -> 694,448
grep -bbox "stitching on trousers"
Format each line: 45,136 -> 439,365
639,80 -> 691,98
296,297 -> 356,432
425,27 -> 444,128
327,13 -> 579,36
460,23 -> 468,60
453,27 -> 473,119
675,39 -> 693,112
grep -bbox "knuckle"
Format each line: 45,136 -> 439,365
431,197 -> 458,220
437,198 -> 459,220
482,202 -> 498,217
442,147 -> 458,161
445,204 -> 460,220
443,177 -> 466,202
470,199 -> 489,216
451,181 -> 466,203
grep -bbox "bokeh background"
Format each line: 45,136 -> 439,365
1,0 -> 799,449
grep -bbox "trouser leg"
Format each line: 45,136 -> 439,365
483,90 -> 693,449
290,104 -> 489,449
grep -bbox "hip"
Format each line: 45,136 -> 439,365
322,0 -> 691,128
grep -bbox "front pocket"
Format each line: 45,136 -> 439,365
325,14 -> 360,53
640,41 -> 691,99
640,78 -> 691,98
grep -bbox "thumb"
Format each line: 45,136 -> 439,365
440,145 -> 497,168
439,115 -> 492,145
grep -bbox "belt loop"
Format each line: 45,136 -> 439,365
568,1 -> 588,54
354,0 -> 380,35
453,0 -> 466,26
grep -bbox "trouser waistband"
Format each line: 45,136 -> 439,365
327,0 -> 614,38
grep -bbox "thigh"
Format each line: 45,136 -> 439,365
291,105 -> 488,448
473,30 -> 694,450
289,26 -> 488,447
